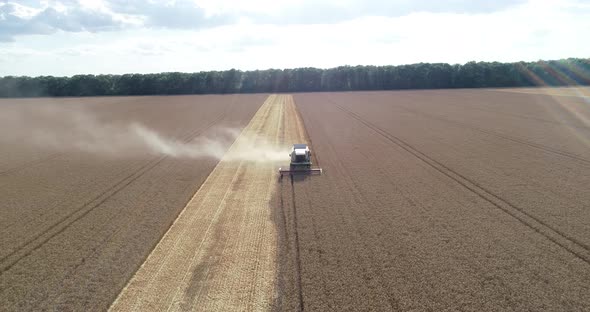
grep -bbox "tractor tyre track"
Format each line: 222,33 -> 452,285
0,152 -> 63,177
289,177 -> 305,312
0,101 -> 227,234
0,112 -> 228,275
110,94 -> 298,312
0,123 -> 196,241
297,102 -> 403,310
0,94 -> 266,311
34,118 -> 233,309
333,102 -> 590,265
396,105 -> 590,165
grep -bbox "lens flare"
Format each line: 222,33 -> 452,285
512,62 -> 590,149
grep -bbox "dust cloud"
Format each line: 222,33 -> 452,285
0,104 -> 287,162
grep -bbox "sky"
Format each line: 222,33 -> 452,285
0,0 -> 589,76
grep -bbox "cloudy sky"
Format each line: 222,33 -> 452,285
0,0 -> 589,76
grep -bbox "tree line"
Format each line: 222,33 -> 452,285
1,58 -> 589,97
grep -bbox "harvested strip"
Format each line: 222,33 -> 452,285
110,94 -> 303,311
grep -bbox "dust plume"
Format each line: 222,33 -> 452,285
0,103 -> 288,162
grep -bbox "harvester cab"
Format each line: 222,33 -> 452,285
279,144 -> 323,178
290,143 -> 312,166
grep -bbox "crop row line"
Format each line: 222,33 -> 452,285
0,112 -> 228,277
333,102 -> 590,266
398,105 -> 590,165
0,152 -> 63,177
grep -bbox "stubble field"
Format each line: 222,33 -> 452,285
1,88 -> 590,311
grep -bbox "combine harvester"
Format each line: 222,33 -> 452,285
279,144 -> 322,178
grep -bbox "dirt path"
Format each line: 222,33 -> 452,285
110,94 -> 303,311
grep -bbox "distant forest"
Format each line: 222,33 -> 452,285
1,58 -> 589,97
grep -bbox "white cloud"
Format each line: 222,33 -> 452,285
0,0 -> 589,76
0,1 -> 138,41
0,0 -> 234,41
197,0 -> 526,23
0,0 -> 526,41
